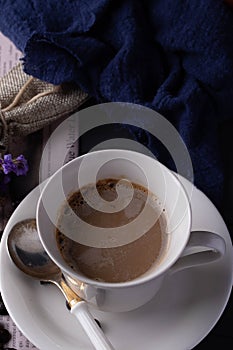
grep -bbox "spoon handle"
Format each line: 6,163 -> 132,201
71,301 -> 115,350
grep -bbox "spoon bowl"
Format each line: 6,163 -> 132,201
7,218 -> 114,350
7,219 -> 61,280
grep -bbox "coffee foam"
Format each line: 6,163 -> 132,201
56,178 -> 168,283
56,178 -> 166,248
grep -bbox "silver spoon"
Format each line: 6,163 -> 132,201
7,218 -> 114,350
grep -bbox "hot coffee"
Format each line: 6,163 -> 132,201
56,178 -> 168,283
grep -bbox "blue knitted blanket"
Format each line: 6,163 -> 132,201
1,0 -> 233,207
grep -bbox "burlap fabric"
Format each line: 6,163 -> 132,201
0,62 -> 88,152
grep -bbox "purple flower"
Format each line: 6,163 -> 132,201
0,154 -> 29,192
14,155 -> 29,176
2,154 -> 16,174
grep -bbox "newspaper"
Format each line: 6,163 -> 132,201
40,114 -> 79,182
0,32 -> 79,350
0,316 -> 37,349
0,32 -> 22,77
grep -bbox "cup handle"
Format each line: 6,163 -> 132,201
169,231 -> 226,274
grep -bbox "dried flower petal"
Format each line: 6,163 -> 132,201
0,154 -> 29,191
2,154 -> 16,174
14,155 -> 29,176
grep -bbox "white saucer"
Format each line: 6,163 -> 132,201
0,176 -> 232,350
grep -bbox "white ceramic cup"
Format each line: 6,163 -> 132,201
36,149 -> 226,312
